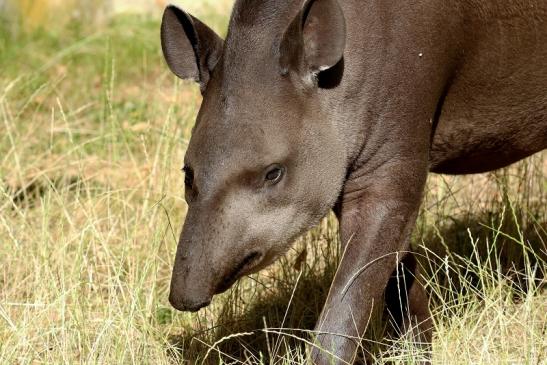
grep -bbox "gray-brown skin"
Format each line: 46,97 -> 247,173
160,0 -> 547,363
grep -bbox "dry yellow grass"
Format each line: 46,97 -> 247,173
0,2 -> 545,364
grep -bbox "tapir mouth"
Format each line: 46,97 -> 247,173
215,251 -> 263,294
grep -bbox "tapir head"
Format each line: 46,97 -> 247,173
161,0 -> 348,311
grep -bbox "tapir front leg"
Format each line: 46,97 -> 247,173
311,157 -> 429,365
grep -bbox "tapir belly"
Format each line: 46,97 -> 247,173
429,83 -> 547,175
428,3 -> 547,175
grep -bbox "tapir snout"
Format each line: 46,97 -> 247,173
169,248 -> 264,312
168,207 -> 268,312
168,246 -> 214,312
168,286 -> 211,313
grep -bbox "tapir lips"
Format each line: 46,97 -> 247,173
215,251 -> 263,294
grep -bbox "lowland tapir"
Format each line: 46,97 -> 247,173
160,0 -> 547,363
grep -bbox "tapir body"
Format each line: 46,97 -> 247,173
160,0 -> 547,363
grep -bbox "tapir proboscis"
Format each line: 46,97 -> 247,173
160,0 -> 547,363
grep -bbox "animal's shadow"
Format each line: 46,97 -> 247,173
416,203 -> 546,298
168,232 -> 341,364
3,176 -> 83,208
169,205 -> 546,364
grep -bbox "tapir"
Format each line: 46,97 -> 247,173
160,0 -> 547,363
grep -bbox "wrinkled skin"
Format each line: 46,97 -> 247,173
160,0 -> 547,363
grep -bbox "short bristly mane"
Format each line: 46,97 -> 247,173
225,0 -> 302,48
229,0 -> 297,27
219,0 -> 303,81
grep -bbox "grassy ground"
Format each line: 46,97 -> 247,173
1,3 -> 546,365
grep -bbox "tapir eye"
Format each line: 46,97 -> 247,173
183,166 -> 194,188
264,165 -> 284,184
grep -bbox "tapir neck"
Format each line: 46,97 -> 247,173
320,0 -> 462,168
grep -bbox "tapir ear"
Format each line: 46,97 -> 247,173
279,0 -> 346,83
161,5 -> 223,91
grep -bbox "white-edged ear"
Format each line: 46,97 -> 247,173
279,0 -> 346,83
161,5 -> 224,92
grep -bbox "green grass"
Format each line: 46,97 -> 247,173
1,4 -> 546,365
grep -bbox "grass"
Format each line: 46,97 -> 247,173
0,3 -> 545,364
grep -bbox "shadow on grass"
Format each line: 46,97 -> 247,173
169,271 -> 334,364
417,202 -> 546,299
3,175 -> 84,208
168,201 -> 546,364
167,220 -> 341,364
